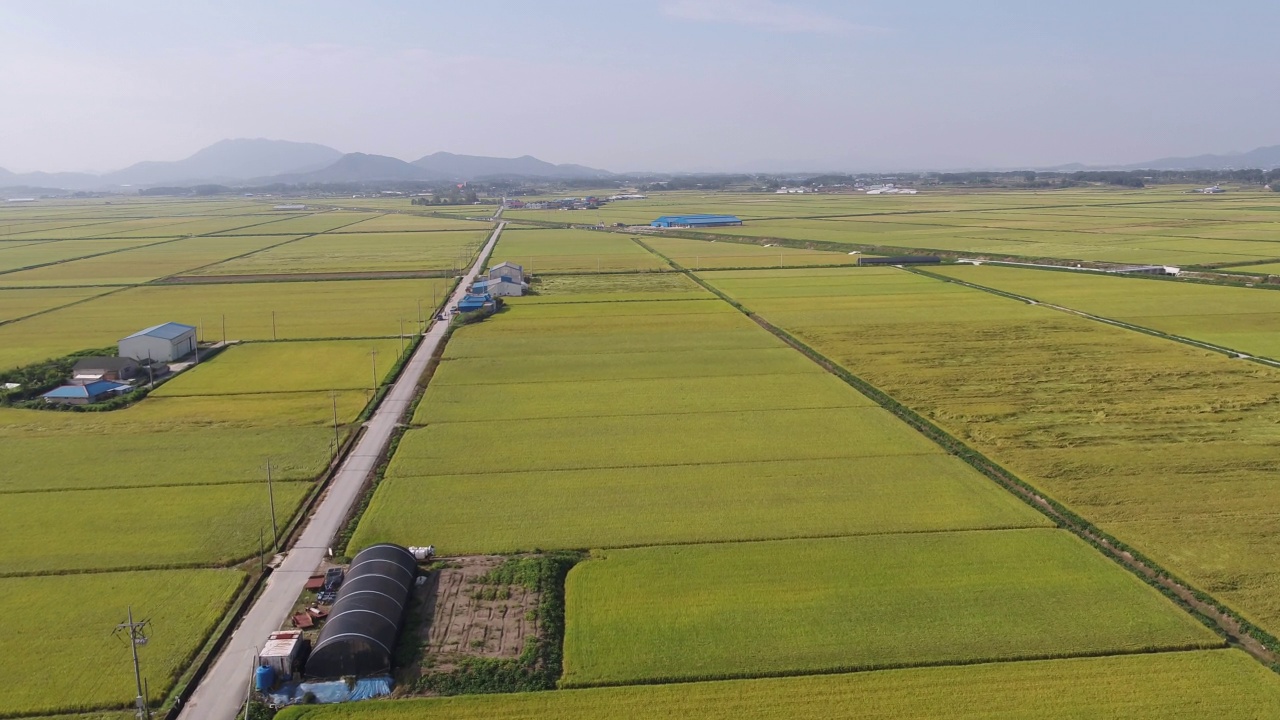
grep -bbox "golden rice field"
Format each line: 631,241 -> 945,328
702,265 -> 1280,636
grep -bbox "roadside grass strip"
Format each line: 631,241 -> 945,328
490,228 -> 670,273
0,481 -> 311,573
0,570 -> 244,717
701,266 -> 1280,637
154,339 -> 406,396
929,263 -> 1280,360
276,650 -> 1280,720
561,531 -> 1222,686
0,277 -> 452,369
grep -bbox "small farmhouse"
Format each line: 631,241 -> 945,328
457,293 -> 495,313
41,380 -> 131,405
71,356 -> 139,384
119,322 -> 196,363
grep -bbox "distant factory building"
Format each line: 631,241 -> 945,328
118,322 -> 196,363
488,262 -> 525,284
650,214 -> 743,228
274,204 -> 307,210
71,356 -> 139,384
41,380 -> 131,405
305,544 -> 417,679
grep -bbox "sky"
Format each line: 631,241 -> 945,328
1,0 -> 1278,174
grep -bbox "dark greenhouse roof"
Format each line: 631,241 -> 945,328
305,543 -> 417,679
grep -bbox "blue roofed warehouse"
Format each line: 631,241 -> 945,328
650,214 -> 743,228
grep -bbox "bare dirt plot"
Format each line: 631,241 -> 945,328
411,556 -> 540,674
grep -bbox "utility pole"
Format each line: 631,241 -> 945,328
400,319 -> 405,355
417,299 -> 423,329
371,349 -> 379,393
222,314 -> 226,345
265,458 -> 278,545
271,311 -> 277,341
114,607 -> 151,720
331,391 -> 340,452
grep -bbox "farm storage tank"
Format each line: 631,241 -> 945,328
305,543 -> 417,678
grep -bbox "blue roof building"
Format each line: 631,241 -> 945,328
457,293 -> 494,313
650,214 -> 743,228
42,380 -> 131,405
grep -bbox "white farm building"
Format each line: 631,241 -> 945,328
118,322 -> 196,363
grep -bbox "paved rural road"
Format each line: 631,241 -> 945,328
178,221 -> 505,720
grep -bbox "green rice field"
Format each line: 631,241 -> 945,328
277,650 -> 1280,719
562,531 -> 1220,685
0,197 -> 471,716
642,234 -> 864,268
488,228 -> 670,273
12,189 -> 1280,717
0,569 -> 244,716
350,276 -> 1046,554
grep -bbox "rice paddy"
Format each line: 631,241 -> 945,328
562,531 -> 1220,685
275,650 -> 1280,719
0,197 -> 478,716
701,264 -> 1280,636
13,188 -> 1280,717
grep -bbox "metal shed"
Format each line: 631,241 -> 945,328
304,544 -> 417,678
118,322 -> 196,363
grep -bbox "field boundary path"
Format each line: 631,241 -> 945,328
905,266 -> 1280,368
176,222 -> 505,720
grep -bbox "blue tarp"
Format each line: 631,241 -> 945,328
266,676 -> 393,706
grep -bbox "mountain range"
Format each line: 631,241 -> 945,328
3,139 -> 1279,192
0,139 -> 613,191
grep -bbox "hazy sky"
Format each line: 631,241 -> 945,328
2,0 -> 1278,173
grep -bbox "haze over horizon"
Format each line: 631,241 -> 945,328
2,0 -> 1278,175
